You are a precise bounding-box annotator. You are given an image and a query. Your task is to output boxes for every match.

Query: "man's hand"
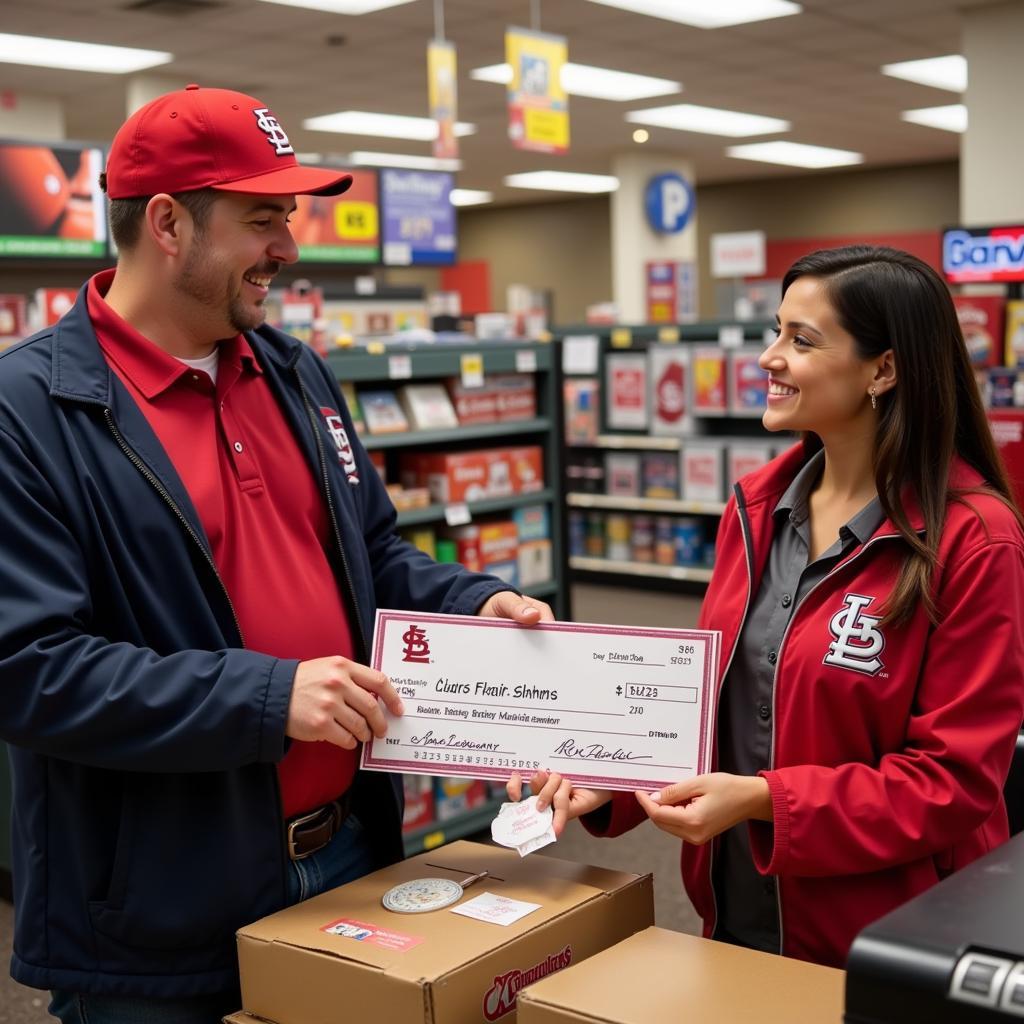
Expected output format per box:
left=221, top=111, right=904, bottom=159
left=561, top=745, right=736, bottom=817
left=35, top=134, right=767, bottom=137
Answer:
left=287, top=656, right=404, bottom=749
left=507, top=770, right=612, bottom=837
left=635, top=772, right=772, bottom=846
left=477, top=591, right=554, bottom=624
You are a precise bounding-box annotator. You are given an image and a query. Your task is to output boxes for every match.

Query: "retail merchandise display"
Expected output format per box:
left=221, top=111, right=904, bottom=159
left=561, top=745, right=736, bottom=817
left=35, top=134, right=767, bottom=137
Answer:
left=229, top=842, right=653, bottom=1024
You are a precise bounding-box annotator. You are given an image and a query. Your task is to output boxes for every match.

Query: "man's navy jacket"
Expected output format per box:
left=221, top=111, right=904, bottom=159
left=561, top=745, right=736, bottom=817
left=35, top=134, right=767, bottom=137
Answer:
left=0, top=287, right=510, bottom=996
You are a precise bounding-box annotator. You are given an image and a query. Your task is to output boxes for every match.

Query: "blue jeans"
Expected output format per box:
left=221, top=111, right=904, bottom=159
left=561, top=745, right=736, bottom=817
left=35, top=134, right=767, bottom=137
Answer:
left=49, top=814, right=375, bottom=1024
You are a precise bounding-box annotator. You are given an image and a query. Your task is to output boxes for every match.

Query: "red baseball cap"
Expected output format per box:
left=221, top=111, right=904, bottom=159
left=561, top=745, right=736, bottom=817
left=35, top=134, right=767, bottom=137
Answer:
left=104, top=84, right=352, bottom=200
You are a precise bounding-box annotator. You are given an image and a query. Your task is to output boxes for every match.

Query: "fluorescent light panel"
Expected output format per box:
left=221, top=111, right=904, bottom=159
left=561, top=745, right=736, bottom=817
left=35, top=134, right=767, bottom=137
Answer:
left=348, top=151, right=462, bottom=171
left=470, top=62, right=680, bottom=101
left=256, top=0, right=416, bottom=13
left=0, top=33, right=171, bottom=73
left=450, top=189, right=493, bottom=207
left=584, top=0, right=801, bottom=29
left=727, top=141, right=863, bottom=168
left=504, top=171, right=619, bottom=194
left=303, top=111, right=476, bottom=140
left=882, top=55, right=966, bottom=92
left=901, top=104, right=967, bottom=133
left=626, top=103, right=788, bottom=137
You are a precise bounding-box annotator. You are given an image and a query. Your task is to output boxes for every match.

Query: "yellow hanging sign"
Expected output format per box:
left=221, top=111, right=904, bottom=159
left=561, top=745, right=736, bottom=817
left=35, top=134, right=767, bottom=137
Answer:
left=505, top=27, right=569, bottom=154
left=428, top=39, right=458, bottom=160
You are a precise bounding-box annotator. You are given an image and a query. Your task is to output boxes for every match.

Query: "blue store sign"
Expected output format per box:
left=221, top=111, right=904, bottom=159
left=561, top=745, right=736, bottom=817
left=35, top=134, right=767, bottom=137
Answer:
left=645, top=173, right=694, bottom=235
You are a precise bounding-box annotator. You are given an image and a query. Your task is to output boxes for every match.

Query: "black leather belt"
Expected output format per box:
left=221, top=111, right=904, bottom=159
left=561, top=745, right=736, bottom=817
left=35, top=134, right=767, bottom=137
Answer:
left=286, top=793, right=351, bottom=861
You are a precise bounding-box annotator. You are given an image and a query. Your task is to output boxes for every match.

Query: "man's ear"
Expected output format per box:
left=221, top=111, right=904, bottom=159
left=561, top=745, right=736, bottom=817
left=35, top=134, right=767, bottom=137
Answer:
left=144, top=194, right=185, bottom=258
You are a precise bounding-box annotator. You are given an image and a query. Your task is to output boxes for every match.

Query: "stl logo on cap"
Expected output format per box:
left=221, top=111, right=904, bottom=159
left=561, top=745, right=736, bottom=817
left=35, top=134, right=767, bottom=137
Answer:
left=253, top=107, right=294, bottom=157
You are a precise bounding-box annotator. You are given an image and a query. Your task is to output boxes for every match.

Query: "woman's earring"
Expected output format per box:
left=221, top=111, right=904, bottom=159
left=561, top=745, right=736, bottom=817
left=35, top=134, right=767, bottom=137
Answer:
left=870, top=387, right=878, bottom=411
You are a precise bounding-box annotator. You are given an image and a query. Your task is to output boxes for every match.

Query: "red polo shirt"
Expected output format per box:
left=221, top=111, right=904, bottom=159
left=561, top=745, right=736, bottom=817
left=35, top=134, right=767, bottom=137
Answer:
left=87, top=269, right=357, bottom=818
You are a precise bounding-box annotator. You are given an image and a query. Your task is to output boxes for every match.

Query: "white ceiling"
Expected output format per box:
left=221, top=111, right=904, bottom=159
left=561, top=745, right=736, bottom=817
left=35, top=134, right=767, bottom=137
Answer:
left=0, top=0, right=986, bottom=204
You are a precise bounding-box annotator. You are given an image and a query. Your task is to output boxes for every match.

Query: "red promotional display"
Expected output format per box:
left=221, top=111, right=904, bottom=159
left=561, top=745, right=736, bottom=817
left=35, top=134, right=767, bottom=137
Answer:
left=988, top=409, right=1024, bottom=509
left=953, top=295, right=1004, bottom=367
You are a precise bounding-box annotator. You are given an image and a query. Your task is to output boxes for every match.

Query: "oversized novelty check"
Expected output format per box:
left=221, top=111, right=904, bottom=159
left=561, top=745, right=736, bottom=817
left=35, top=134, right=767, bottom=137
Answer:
left=360, top=610, right=720, bottom=792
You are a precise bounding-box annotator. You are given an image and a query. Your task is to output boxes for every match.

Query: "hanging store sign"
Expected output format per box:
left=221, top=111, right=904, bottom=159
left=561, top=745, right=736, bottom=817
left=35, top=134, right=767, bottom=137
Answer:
left=380, top=168, right=456, bottom=266
left=644, top=173, right=694, bottom=235
left=428, top=39, right=459, bottom=160
left=711, top=230, right=766, bottom=278
left=505, top=26, right=569, bottom=154
left=943, top=226, right=1024, bottom=283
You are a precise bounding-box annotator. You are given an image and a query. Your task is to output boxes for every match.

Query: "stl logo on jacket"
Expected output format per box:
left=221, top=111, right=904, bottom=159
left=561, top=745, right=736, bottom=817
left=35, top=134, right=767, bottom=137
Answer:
left=402, top=625, right=431, bottom=663
left=319, top=407, right=359, bottom=484
left=823, top=593, right=885, bottom=676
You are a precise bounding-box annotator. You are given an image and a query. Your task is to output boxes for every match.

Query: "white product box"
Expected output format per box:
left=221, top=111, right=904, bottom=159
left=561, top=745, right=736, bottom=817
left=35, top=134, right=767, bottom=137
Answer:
left=605, top=353, right=649, bottom=431
left=681, top=440, right=728, bottom=503
left=605, top=452, right=642, bottom=497
left=727, top=440, right=776, bottom=488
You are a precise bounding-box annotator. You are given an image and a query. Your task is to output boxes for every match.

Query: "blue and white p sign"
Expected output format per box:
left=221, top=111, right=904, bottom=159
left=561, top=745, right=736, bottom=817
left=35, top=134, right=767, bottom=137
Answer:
left=645, top=173, right=694, bottom=235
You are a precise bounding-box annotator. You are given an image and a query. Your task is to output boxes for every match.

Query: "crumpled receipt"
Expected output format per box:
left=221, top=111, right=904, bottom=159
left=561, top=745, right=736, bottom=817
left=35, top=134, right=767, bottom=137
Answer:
left=490, top=795, right=557, bottom=857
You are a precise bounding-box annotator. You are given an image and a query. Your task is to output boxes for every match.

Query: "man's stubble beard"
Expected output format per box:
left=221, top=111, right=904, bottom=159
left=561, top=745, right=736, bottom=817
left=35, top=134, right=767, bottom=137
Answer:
left=174, top=236, right=267, bottom=335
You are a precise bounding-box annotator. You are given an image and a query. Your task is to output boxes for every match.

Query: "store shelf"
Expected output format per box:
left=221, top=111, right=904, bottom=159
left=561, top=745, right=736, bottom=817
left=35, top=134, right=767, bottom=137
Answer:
left=521, top=579, right=559, bottom=599
left=402, top=798, right=504, bottom=857
left=586, top=434, right=683, bottom=451
left=569, top=556, right=713, bottom=583
left=567, top=492, right=726, bottom=516
left=327, top=341, right=552, bottom=383
left=395, top=488, right=555, bottom=527
left=362, top=417, right=551, bottom=450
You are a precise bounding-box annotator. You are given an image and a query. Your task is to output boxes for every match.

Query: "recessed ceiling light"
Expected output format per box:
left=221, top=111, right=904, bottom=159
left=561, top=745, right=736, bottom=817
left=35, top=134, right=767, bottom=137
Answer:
left=584, top=0, right=801, bottom=29
left=256, top=0, right=416, bottom=13
left=626, top=103, right=789, bottom=137
left=347, top=151, right=462, bottom=171
left=632, top=128, right=650, bottom=143
left=0, top=33, right=171, bottom=73
left=901, top=104, right=967, bottom=133
left=471, top=62, right=680, bottom=102
left=504, top=171, right=620, bottom=194
left=450, top=189, right=493, bottom=207
left=727, top=141, right=864, bottom=168
left=882, top=55, right=967, bottom=92
left=303, top=111, right=476, bottom=141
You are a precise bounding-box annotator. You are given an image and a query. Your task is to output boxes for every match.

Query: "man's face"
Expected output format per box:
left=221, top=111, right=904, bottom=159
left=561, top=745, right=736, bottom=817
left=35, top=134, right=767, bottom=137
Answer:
left=173, top=192, right=299, bottom=337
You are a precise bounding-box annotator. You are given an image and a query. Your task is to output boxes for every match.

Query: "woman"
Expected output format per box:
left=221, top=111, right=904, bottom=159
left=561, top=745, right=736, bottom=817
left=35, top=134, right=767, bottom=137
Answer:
left=512, top=245, right=1024, bottom=967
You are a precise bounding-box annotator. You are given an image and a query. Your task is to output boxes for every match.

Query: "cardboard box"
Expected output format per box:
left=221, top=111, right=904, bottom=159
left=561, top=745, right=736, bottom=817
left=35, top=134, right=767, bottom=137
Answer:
left=398, top=383, right=459, bottom=430
left=605, top=353, right=648, bottom=431
left=604, top=452, right=641, bottom=497
left=403, top=450, right=514, bottom=504
left=448, top=378, right=501, bottom=425
left=231, top=841, right=654, bottom=1024
left=513, top=504, right=551, bottom=543
left=641, top=451, right=679, bottom=500
left=680, top=441, right=727, bottom=503
left=493, top=374, right=538, bottom=421
left=953, top=294, right=1004, bottom=367
left=515, top=926, right=844, bottom=1024
left=507, top=446, right=545, bottom=494
left=647, top=346, right=691, bottom=435
left=728, top=440, right=775, bottom=488
left=692, top=346, right=727, bottom=415
left=518, top=538, right=553, bottom=588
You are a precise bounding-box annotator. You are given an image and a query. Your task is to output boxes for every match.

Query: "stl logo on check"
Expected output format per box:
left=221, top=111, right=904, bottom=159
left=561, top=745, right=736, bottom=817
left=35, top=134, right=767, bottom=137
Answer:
left=401, top=625, right=431, bottom=663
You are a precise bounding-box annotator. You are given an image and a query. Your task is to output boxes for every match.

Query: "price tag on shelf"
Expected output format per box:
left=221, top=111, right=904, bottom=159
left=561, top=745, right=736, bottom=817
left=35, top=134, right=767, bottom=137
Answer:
left=444, top=503, right=471, bottom=527
left=562, top=335, right=599, bottom=375
left=515, top=349, right=537, bottom=373
left=461, top=353, right=484, bottom=389
left=657, top=326, right=680, bottom=344
left=355, top=276, right=376, bottom=296
left=388, top=355, right=412, bottom=380
left=611, top=328, right=632, bottom=348
left=718, top=324, right=745, bottom=348
left=366, top=341, right=386, bottom=355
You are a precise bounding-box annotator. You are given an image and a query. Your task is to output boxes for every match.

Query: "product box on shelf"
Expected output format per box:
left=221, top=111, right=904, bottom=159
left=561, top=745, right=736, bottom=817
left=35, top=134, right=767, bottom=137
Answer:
left=0, top=294, right=27, bottom=344
left=401, top=450, right=514, bottom=504
left=605, top=353, right=649, bottom=431
left=515, top=927, right=843, bottom=1024
left=493, top=374, right=538, bottom=422
left=339, top=381, right=365, bottom=433
left=367, top=449, right=387, bottom=482
left=604, top=452, right=642, bottom=497
left=727, top=440, right=776, bottom=488
left=641, top=452, right=679, bottom=500
left=401, top=527, right=437, bottom=559
left=33, top=287, right=77, bottom=328
left=564, top=378, right=599, bottom=444
left=953, top=294, right=1004, bottom=367
left=1006, top=301, right=1024, bottom=368
left=513, top=504, right=551, bottom=543
left=647, top=346, right=691, bottom=436
left=680, top=441, right=727, bottom=503
left=692, top=346, right=728, bottom=415
left=229, top=841, right=654, bottom=1024
left=398, top=383, right=459, bottom=431
left=479, top=520, right=521, bottom=587
left=507, top=446, right=545, bottom=494
left=401, top=775, right=435, bottom=833
left=360, top=389, right=410, bottom=435
left=673, top=517, right=705, bottom=567
left=728, top=346, right=769, bottom=416
left=518, top=538, right=553, bottom=588
left=447, top=377, right=500, bottom=425
left=434, top=777, right=489, bottom=821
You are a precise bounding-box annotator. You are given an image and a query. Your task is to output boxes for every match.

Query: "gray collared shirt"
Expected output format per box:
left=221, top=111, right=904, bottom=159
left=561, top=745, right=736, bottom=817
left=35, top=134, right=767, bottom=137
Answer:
left=713, top=449, right=884, bottom=952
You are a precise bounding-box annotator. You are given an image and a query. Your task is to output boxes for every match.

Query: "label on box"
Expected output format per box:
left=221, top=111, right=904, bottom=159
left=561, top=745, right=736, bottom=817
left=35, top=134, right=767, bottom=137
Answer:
left=321, top=917, right=424, bottom=952
left=450, top=892, right=542, bottom=927
left=516, top=349, right=538, bottom=373
left=389, top=355, right=413, bottom=379
left=563, top=335, right=600, bottom=375
left=445, top=503, right=472, bottom=526
left=461, top=353, right=484, bottom=388
left=718, top=324, right=744, bottom=348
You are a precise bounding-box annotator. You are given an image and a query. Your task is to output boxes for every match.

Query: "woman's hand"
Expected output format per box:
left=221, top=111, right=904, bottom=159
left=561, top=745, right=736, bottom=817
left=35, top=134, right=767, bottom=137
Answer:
left=506, top=770, right=613, bottom=837
left=635, top=773, right=772, bottom=845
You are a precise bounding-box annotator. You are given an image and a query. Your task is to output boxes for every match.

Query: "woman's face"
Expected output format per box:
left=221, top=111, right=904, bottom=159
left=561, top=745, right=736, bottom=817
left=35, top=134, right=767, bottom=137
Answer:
left=759, top=275, right=882, bottom=439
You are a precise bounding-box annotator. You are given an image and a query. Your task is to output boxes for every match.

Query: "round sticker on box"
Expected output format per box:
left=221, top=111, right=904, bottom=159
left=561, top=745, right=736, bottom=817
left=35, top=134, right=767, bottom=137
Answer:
left=383, top=878, right=463, bottom=913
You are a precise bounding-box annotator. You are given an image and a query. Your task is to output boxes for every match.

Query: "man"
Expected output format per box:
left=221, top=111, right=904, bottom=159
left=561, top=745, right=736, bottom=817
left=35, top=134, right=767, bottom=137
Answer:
left=0, top=84, right=550, bottom=1022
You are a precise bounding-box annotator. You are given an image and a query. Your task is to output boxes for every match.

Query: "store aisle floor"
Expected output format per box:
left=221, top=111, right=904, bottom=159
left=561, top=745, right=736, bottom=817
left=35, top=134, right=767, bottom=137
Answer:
left=0, top=585, right=703, bottom=1020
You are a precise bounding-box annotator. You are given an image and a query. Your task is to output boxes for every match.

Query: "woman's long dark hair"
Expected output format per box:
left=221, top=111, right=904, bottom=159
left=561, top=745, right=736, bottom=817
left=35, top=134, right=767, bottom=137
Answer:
left=782, top=245, right=1018, bottom=626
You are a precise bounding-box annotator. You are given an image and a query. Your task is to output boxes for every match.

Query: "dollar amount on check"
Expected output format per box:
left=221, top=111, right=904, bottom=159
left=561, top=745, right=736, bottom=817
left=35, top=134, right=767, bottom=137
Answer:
left=360, top=610, right=721, bottom=792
